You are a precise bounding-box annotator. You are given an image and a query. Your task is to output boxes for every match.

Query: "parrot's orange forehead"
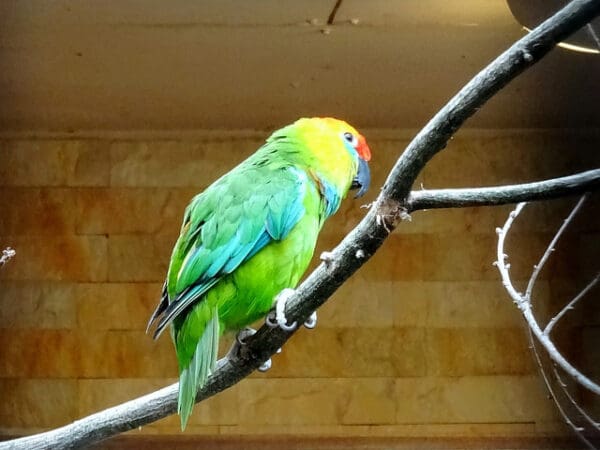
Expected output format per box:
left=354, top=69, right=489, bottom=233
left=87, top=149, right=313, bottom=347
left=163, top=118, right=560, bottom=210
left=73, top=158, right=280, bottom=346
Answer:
left=306, top=117, right=371, bottom=162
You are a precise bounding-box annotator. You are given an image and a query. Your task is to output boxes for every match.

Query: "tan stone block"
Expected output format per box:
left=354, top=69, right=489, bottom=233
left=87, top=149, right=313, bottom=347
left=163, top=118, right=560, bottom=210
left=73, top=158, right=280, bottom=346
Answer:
left=335, top=328, right=394, bottom=377
left=0, top=188, right=78, bottom=235
left=267, top=328, right=394, bottom=378
left=77, top=378, right=238, bottom=427
left=76, top=282, right=162, bottom=330
left=109, top=140, right=261, bottom=187
left=391, top=327, right=427, bottom=377
left=0, top=329, right=80, bottom=377
left=76, top=187, right=196, bottom=235
left=415, top=205, right=514, bottom=235
left=0, top=379, right=77, bottom=427
left=391, top=282, right=430, bottom=327
left=426, top=327, right=534, bottom=376
left=217, top=422, right=539, bottom=438
left=422, top=233, right=496, bottom=282
left=422, top=232, right=550, bottom=282
left=237, top=379, right=344, bottom=425
left=108, top=235, right=172, bottom=282
left=78, top=330, right=177, bottom=378
left=396, top=281, right=529, bottom=328
left=421, top=133, right=599, bottom=189
left=320, top=278, right=394, bottom=328
left=358, top=234, right=424, bottom=282
left=0, top=235, right=108, bottom=281
left=77, top=378, right=174, bottom=419
left=137, top=424, right=220, bottom=435
left=340, top=378, right=396, bottom=425
left=0, top=281, right=77, bottom=329
left=395, top=375, right=558, bottom=423
left=0, top=140, right=109, bottom=186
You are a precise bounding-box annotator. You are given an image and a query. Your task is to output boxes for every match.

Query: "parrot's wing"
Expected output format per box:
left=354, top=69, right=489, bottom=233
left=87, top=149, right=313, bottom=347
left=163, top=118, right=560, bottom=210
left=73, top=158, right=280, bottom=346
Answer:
left=149, top=166, right=308, bottom=338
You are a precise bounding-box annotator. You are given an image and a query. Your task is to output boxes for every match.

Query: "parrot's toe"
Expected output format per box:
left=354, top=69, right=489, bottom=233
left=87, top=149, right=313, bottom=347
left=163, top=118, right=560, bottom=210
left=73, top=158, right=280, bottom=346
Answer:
left=258, top=358, right=272, bottom=372
left=226, top=327, right=257, bottom=361
left=303, top=311, right=317, bottom=329
left=265, top=288, right=298, bottom=331
left=236, top=327, right=257, bottom=345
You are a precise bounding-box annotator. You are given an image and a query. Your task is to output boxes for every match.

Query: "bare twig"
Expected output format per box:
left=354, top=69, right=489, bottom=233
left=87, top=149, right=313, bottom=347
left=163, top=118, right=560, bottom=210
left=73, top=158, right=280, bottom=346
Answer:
left=497, top=197, right=600, bottom=448
left=525, top=194, right=589, bottom=300
left=0, top=247, right=15, bottom=267
left=545, top=272, right=600, bottom=336
left=3, top=1, right=600, bottom=449
left=495, top=200, right=600, bottom=395
left=552, top=365, right=600, bottom=432
left=407, top=170, right=600, bottom=211
left=528, top=333, right=596, bottom=449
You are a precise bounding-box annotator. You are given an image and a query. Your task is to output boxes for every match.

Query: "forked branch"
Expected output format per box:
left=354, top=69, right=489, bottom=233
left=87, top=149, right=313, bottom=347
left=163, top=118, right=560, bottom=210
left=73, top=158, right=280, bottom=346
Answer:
left=3, top=0, right=600, bottom=449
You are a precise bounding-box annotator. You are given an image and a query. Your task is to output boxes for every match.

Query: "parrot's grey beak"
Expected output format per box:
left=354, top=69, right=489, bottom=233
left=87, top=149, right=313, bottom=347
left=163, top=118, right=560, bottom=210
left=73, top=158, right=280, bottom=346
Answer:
left=351, top=158, right=371, bottom=198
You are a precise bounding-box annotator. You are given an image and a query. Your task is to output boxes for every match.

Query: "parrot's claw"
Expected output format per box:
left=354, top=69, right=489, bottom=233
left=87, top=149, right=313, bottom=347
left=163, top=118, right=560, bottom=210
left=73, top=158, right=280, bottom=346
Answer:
left=258, top=358, right=272, bottom=372
left=236, top=327, right=256, bottom=345
left=304, top=311, right=317, bottom=329
left=226, top=327, right=257, bottom=361
left=265, top=288, right=298, bottom=331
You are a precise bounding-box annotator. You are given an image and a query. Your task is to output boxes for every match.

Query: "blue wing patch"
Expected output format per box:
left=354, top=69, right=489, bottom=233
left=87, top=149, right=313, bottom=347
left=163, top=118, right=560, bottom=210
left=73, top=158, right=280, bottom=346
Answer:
left=151, top=166, right=307, bottom=337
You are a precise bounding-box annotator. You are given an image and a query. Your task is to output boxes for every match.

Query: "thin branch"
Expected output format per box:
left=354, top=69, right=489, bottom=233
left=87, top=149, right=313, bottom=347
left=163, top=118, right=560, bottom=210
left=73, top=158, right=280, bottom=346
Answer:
left=407, top=169, right=600, bottom=211
left=544, top=272, right=600, bottom=336
left=552, top=365, right=600, bottom=433
left=528, top=332, right=596, bottom=449
left=525, top=194, right=589, bottom=301
left=495, top=200, right=600, bottom=396
left=3, top=1, right=600, bottom=449
left=0, top=247, right=15, bottom=267
left=327, top=0, right=344, bottom=25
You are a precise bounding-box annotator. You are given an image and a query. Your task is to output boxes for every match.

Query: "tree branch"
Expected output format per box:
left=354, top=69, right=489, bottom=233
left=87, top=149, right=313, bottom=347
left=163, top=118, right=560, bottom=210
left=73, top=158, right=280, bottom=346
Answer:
left=495, top=199, right=600, bottom=396
left=3, top=0, right=600, bottom=449
left=0, top=247, right=15, bottom=267
left=407, top=169, right=600, bottom=211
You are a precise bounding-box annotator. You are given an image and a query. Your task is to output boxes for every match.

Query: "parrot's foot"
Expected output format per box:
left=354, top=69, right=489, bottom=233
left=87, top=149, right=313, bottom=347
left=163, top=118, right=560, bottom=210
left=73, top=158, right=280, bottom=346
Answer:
left=265, top=290, right=317, bottom=331
left=236, top=327, right=256, bottom=345
left=227, top=327, right=280, bottom=372
left=265, top=288, right=297, bottom=331
left=225, top=327, right=257, bottom=361
left=304, top=311, right=317, bottom=329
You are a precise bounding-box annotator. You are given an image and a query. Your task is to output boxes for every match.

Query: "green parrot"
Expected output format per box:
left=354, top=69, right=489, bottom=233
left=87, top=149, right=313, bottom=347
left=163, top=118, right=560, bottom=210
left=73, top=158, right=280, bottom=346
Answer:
left=147, top=117, right=372, bottom=429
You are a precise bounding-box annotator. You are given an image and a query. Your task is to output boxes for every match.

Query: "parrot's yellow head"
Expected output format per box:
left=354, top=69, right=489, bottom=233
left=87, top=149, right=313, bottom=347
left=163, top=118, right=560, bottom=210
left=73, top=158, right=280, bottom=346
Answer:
left=292, top=117, right=372, bottom=199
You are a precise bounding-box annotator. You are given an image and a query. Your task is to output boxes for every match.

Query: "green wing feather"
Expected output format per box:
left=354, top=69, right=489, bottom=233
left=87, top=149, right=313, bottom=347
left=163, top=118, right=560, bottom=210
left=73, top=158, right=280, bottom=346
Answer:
left=177, top=305, right=219, bottom=430
left=150, top=163, right=306, bottom=338
left=147, top=158, right=310, bottom=430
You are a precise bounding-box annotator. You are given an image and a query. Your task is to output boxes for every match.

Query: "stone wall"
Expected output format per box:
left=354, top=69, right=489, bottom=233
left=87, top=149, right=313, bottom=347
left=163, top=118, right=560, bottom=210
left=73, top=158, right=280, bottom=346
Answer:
left=0, top=129, right=597, bottom=438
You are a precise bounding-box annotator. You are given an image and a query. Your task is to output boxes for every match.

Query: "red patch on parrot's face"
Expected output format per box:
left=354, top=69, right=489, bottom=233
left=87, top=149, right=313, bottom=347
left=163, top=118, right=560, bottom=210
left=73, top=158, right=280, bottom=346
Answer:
left=356, top=135, right=371, bottom=162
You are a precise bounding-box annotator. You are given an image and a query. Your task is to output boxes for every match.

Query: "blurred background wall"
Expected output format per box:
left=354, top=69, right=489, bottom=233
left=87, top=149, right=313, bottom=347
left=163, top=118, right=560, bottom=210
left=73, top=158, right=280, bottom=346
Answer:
left=0, top=0, right=599, bottom=447
left=0, top=130, right=597, bottom=443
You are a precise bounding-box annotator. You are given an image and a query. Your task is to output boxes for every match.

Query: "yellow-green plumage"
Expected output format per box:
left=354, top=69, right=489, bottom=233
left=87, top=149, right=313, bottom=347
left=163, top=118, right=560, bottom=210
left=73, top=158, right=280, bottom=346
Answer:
left=147, top=117, right=371, bottom=429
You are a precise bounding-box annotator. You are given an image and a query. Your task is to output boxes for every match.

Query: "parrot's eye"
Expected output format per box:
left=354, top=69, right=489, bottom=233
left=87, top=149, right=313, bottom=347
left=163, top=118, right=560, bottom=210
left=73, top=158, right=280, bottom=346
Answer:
left=342, top=132, right=358, bottom=147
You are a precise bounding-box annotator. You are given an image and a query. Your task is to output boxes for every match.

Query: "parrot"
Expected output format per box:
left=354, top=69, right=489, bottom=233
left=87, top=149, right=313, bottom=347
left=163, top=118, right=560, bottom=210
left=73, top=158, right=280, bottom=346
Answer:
left=146, top=117, right=372, bottom=430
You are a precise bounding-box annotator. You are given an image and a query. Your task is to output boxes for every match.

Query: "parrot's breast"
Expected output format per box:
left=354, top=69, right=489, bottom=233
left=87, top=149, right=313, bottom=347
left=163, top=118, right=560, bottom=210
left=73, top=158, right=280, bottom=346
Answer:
left=213, top=209, right=321, bottom=331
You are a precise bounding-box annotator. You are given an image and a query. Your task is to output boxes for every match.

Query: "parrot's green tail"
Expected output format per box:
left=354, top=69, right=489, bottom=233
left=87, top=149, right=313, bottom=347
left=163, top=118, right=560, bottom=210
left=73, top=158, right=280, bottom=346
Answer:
left=178, top=306, right=220, bottom=430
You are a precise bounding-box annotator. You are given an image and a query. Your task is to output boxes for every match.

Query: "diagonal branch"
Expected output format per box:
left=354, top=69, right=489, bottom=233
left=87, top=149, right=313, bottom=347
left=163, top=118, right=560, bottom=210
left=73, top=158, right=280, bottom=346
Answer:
left=3, top=1, right=600, bottom=449
left=0, top=247, right=15, bottom=267
left=407, top=169, right=600, bottom=211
